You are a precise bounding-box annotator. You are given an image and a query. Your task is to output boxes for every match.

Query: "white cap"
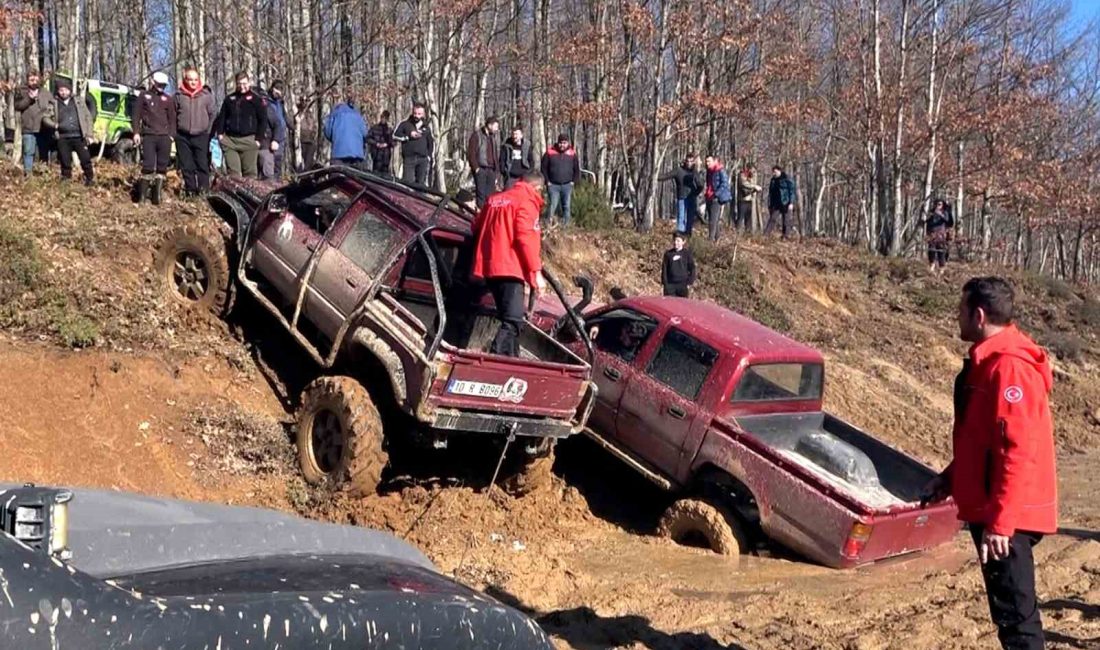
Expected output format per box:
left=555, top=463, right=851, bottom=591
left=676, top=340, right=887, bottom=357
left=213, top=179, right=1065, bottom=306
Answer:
left=152, top=71, right=170, bottom=86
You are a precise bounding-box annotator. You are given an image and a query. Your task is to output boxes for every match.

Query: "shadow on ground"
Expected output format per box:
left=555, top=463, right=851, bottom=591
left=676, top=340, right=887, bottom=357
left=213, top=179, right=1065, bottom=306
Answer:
left=487, top=586, right=749, bottom=650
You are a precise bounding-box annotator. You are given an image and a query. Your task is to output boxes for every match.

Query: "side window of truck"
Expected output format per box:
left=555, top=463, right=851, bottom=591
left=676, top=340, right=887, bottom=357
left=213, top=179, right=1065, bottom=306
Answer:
left=645, top=328, right=718, bottom=400
left=338, top=211, right=401, bottom=277
left=588, top=310, right=656, bottom=363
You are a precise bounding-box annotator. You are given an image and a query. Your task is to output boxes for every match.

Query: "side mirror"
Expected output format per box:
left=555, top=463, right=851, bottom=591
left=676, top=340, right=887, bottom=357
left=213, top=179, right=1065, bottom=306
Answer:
left=269, top=193, right=288, bottom=214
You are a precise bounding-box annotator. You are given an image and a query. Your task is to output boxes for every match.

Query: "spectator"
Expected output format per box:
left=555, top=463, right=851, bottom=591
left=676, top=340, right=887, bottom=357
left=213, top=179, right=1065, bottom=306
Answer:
left=704, top=155, right=733, bottom=242
left=466, top=116, right=501, bottom=208
left=13, top=71, right=53, bottom=176
left=470, top=171, right=547, bottom=357
left=926, top=199, right=955, bottom=275
left=175, top=67, right=216, bottom=197
left=500, top=124, right=535, bottom=189
left=366, top=110, right=395, bottom=174
left=267, top=81, right=289, bottom=177
left=736, top=164, right=762, bottom=232
left=540, top=134, right=581, bottom=226
left=212, top=72, right=267, bottom=178
left=42, top=78, right=95, bottom=186
left=133, top=71, right=177, bottom=205
left=659, top=154, right=704, bottom=236
left=661, top=231, right=696, bottom=297
left=323, top=98, right=369, bottom=167
left=297, top=99, right=318, bottom=171
left=394, top=102, right=434, bottom=186
left=765, top=165, right=798, bottom=239
left=923, top=277, right=1056, bottom=650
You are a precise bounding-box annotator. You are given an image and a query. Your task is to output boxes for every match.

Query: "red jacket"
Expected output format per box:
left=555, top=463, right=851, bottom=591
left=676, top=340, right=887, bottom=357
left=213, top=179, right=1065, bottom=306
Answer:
left=948, top=325, right=1057, bottom=536
left=470, top=181, right=544, bottom=286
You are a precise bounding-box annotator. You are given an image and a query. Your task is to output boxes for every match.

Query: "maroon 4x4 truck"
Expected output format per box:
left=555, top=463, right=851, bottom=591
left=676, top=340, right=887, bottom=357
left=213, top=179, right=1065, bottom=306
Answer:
left=153, top=167, right=596, bottom=494
left=532, top=293, right=960, bottom=568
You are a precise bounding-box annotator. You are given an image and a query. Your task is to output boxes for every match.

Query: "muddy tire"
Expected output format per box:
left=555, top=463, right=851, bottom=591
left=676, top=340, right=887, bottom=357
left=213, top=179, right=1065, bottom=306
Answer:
left=154, top=221, right=231, bottom=317
left=503, top=448, right=556, bottom=496
left=296, top=376, right=388, bottom=496
left=658, top=498, right=749, bottom=557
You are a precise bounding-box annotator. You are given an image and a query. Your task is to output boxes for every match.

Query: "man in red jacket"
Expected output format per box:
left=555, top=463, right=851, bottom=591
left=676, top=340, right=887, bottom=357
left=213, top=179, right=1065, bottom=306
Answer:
left=925, top=276, right=1057, bottom=650
left=471, top=171, right=546, bottom=356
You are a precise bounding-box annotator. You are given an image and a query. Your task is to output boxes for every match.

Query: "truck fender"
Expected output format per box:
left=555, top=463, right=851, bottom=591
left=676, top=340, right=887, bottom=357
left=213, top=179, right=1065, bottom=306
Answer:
left=207, top=192, right=251, bottom=251
left=348, top=328, right=408, bottom=406
left=690, top=461, right=762, bottom=526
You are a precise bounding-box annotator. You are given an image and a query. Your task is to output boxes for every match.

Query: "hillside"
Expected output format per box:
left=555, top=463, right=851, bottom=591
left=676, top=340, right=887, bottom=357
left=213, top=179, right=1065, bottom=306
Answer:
left=0, top=164, right=1097, bottom=650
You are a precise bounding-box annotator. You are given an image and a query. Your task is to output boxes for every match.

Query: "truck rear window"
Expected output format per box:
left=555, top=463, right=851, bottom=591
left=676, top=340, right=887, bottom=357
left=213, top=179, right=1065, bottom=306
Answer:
left=732, top=363, right=823, bottom=402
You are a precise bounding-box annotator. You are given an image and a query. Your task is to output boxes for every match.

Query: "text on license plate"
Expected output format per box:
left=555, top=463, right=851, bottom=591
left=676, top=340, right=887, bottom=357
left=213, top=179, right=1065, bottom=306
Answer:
left=447, top=379, right=504, bottom=398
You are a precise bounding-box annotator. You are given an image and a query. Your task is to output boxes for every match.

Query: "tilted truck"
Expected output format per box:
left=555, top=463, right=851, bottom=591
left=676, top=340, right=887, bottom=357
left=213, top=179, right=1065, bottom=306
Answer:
left=532, top=294, right=960, bottom=568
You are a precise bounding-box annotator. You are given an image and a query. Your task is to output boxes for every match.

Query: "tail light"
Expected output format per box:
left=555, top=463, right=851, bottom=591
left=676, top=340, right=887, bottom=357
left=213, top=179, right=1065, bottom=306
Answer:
left=1, top=484, right=73, bottom=560
left=842, top=522, right=873, bottom=560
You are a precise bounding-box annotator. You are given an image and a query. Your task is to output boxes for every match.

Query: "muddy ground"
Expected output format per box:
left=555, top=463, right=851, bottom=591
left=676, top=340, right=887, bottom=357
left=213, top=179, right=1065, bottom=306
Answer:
left=0, top=164, right=1097, bottom=649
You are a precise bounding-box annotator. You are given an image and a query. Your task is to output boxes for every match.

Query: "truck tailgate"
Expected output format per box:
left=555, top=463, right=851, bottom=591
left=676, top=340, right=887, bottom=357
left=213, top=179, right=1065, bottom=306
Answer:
left=429, top=352, right=592, bottom=421
left=858, top=501, right=961, bottom=563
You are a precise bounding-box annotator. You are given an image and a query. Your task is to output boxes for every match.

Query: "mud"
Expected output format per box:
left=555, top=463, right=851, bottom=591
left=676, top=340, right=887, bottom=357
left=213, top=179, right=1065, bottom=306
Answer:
left=1, top=166, right=1098, bottom=648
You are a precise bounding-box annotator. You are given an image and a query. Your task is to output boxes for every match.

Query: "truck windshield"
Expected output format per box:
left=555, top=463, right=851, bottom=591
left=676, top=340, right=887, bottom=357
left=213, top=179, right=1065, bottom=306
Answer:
left=732, top=363, right=823, bottom=402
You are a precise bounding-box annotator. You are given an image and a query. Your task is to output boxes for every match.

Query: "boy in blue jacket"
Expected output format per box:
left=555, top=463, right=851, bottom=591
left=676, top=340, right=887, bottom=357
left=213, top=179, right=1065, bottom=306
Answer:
left=704, top=155, right=733, bottom=242
left=324, top=98, right=368, bottom=166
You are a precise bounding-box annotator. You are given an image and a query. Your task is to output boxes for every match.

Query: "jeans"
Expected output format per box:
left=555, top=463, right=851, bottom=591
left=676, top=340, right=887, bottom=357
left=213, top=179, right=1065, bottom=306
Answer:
left=968, top=525, right=1045, bottom=650
left=676, top=196, right=698, bottom=235
left=175, top=132, right=211, bottom=192
left=548, top=182, right=574, bottom=225
left=21, top=133, right=37, bottom=173
left=488, top=278, right=525, bottom=357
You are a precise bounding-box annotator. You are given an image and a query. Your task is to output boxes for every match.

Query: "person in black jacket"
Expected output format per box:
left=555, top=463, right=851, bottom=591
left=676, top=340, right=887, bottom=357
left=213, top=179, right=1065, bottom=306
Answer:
left=925, top=199, right=955, bottom=275
left=540, top=134, right=581, bottom=226
left=366, top=110, right=394, bottom=174
left=659, top=155, right=704, bottom=236
left=133, top=71, right=177, bottom=204
left=394, top=102, right=434, bottom=186
left=500, top=125, right=535, bottom=189
left=211, top=72, right=268, bottom=178
left=466, top=116, right=500, bottom=208
left=661, top=231, right=696, bottom=297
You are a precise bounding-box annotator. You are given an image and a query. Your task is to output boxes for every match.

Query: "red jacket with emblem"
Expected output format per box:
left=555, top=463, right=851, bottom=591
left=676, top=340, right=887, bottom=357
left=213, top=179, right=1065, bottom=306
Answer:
left=470, top=181, right=544, bottom=287
left=948, top=325, right=1057, bottom=536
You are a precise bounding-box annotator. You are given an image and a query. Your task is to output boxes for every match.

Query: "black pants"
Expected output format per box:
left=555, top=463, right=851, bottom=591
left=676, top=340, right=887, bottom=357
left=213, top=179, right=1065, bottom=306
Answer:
left=141, top=134, right=172, bottom=174
left=175, top=132, right=211, bottom=192
left=765, top=207, right=796, bottom=238
left=968, top=525, right=1045, bottom=650
left=488, top=278, right=525, bottom=357
left=474, top=168, right=497, bottom=208
left=706, top=200, right=725, bottom=241
left=57, top=136, right=93, bottom=181
left=663, top=283, right=689, bottom=297
left=735, top=202, right=753, bottom=231
left=403, top=155, right=430, bottom=187
left=371, top=151, right=392, bottom=175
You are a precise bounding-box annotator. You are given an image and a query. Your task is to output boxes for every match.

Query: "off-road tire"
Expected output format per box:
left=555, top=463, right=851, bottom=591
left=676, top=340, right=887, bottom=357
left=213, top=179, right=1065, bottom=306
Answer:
left=296, top=376, right=388, bottom=496
left=658, top=498, right=749, bottom=557
left=111, top=137, right=137, bottom=165
left=153, top=221, right=231, bottom=317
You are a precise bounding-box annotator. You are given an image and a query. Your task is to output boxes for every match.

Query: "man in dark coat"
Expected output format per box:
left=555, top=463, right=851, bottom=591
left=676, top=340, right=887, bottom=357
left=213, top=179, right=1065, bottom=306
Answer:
left=765, top=165, right=798, bottom=239
left=133, top=71, right=177, bottom=204
left=174, top=67, right=216, bottom=196
left=540, top=134, right=581, bottom=226
left=394, top=102, right=434, bottom=186
left=661, top=231, right=696, bottom=297
left=366, top=110, right=395, bottom=174
left=13, top=71, right=53, bottom=175
left=466, top=116, right=500, bottom=208
left=500, top=125, right=536, bottom=189
left=659, top=154, right=704, bottom=236
left=211, top=72, right=268, bottom=178
left=42, top=78, right=95, bottom=186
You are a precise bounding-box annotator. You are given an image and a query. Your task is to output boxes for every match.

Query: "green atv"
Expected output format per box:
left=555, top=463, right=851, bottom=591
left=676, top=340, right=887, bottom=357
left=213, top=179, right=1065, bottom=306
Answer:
left=51, top=74, right=141, bottom=163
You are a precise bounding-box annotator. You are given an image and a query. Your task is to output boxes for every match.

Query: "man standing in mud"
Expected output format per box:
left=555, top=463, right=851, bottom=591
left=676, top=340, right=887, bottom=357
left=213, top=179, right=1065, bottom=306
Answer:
left=924, top=276, right=1057, bottom=650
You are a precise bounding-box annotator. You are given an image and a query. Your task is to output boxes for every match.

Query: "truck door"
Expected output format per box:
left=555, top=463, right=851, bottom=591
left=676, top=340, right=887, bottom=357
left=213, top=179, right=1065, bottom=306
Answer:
left=616, top=328, right=719, bottom=475
left=584, top=309, right=658, bottom=439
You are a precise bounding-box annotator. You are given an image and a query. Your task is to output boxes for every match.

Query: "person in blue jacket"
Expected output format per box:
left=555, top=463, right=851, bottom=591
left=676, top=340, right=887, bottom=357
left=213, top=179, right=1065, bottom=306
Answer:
left=704, top=155, right=733, bottom=242
left=323, top=98, right=368, bottom=166
left=765, top=165, right=798, bottom=239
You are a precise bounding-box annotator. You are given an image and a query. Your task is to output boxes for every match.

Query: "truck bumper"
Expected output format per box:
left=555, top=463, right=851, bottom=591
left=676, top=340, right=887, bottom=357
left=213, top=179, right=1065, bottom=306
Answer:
left=431, top=410, right=575, bottom=439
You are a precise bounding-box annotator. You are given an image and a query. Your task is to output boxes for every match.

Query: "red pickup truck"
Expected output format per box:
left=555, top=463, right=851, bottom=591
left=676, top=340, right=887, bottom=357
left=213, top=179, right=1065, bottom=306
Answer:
left=533, top=293, right=960, bottom=568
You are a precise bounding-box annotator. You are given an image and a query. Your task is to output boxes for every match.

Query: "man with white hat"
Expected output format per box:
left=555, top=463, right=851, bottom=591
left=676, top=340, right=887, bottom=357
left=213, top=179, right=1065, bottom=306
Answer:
left=133, top=71, right=177, bottom=205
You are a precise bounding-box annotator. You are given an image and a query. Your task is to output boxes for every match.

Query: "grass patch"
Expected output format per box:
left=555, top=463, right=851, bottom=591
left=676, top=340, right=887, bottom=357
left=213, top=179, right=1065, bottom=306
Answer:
left=907, top=284, right=956, bottom=318
left=1073, top=297, right=1100, bottom=330
left=569, top=181, right=616, bottom=230
left=187, top=402, right=293, bottom=477
left=1042, top=332, right=1085, bottom=362
left=0, top=222, right=44, bottom=306
left=692, top=242, right=793, bottom=332
left=1024, top=272, right=1075, bottom=301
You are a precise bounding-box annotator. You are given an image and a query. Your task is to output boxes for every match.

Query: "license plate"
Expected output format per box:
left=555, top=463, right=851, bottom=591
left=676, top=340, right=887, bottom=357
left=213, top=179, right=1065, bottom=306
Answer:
left=447, top=379, right=504, bottom=399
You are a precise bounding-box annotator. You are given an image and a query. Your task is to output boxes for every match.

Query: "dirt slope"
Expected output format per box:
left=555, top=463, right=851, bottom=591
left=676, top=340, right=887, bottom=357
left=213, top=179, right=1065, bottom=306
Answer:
left=0, top=164, right=1097, bottom=649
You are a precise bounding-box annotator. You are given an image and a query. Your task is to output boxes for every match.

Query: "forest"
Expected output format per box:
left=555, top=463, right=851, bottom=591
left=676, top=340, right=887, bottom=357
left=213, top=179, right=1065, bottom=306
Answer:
left=2, top=0, right=1099, bottom=282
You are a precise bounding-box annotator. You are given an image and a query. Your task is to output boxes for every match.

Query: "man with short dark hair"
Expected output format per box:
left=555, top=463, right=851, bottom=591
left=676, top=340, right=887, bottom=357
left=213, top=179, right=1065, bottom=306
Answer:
left=212, top=72, right=267, bottom=178
left=661, top=231, right=696, bottom=297
left=394, top=102, right=434, bottom=186
left=500, top=124, right=535, bottom=189
left=540, top=134, right=580, bottom=226
left=765, top=165, right=798, bottom=239
left=13, top=71, right=53, bottom=175
left=659, top=154, right=704, bottom=236
left=133, top=71, right=177, bottom=204
left=267, top=81, right=289, bottom=177
left=366, top=110, right=395, bottom=174
left=703, top=154, right=733, bottom=242
left=923, top=276, right=1057, bottom=650
left=467, top=116, right=501, bottom=208
left=42, top=78, right=95, bottom=186
left=470, top=171, right=546, bottom=357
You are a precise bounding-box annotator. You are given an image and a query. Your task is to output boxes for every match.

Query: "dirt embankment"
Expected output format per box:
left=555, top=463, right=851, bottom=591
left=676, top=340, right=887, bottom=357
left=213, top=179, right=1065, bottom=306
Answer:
left=1, top=164, right=1097, bottom=649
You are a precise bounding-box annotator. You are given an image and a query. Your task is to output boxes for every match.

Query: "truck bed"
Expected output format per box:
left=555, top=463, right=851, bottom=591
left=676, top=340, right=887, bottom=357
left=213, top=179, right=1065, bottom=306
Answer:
left=735, top=412, right=933, bottom=512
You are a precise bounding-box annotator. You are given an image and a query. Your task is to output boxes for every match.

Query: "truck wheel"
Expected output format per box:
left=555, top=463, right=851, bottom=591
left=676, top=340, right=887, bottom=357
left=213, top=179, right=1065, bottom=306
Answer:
left=111, top=137, right=137, bottom=164
left=297, top=376, right=388, bottom=496
left=503, top=447, right=556, bottom=496
left=658, top=498, right=749, bottom=557
left=153, top=222, right=232, bottom=317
